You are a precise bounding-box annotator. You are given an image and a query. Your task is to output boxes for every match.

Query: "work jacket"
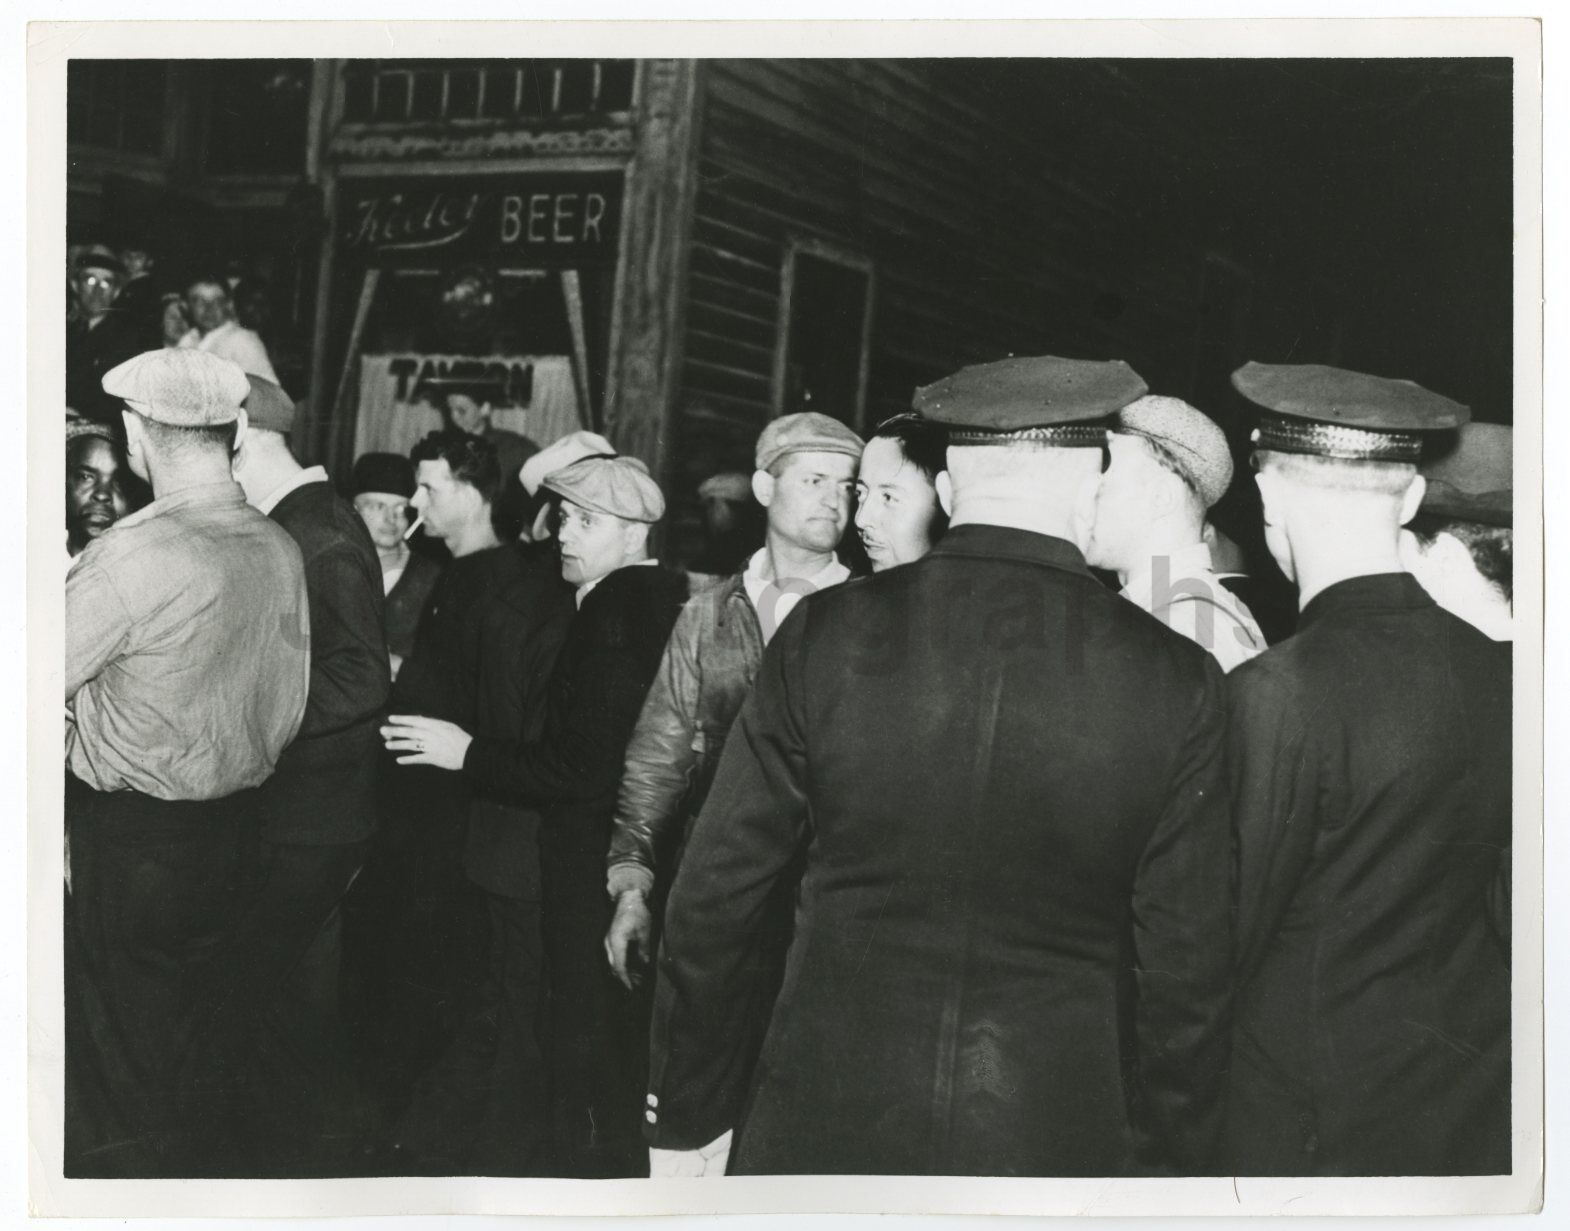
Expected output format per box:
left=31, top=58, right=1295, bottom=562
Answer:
left=607, top=573, right=764, bottom=898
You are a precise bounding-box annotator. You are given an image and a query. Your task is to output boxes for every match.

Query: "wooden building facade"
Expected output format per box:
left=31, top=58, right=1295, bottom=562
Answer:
left=73, top=57, right=1252, bottom=565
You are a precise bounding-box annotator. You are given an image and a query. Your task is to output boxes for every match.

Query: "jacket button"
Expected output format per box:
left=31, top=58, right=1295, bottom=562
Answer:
left=645, top=1110, right=658, bottom=1123
left=646, top=1093, right=659, bottom=1108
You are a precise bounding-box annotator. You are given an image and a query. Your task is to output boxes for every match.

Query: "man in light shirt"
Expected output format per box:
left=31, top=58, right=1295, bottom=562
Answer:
left=178, top=273, right=280, bottom=383
left=1085, top=394, right=1265, bottom=671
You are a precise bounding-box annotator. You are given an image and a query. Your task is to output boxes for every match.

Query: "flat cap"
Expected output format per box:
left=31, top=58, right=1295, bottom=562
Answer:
left=1420, top=422, right=1511, bottom=527
left=519, top=429, right=616, bottom=497
left=755, top=412, right=864, bottom=472
left=698, top=471, right=753, bottom=503
left=102, top=348, right=250, bottom=427
left=914, top=356, right=1147, bottom=447
left=543, top=455, right=665, bottom=523
left=1233, top=362, right=1469, bottom=462
left=243, top=374, right=297, bottom=434
left=1116, top=395, right=1233, bottom=508
left=352, top=452, right=415, bottom=500
left=66, top=419, right=117, bottom=447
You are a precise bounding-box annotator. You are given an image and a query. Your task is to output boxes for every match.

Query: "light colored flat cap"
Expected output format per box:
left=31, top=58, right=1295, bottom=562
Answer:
left=755, top=412, right=863, bottom=472
left=1116, top=394, right=1234, bottom=509
left=519, top=429, right=616, bottom=497
left=543, top=455, right=665, bottom=523
left=102, top=348, right=250, bottom=427
left=697, top=471, right=753, bottom=502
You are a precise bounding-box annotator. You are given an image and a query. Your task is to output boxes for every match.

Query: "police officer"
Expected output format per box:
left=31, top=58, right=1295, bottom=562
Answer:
left=645, top=356, right=1235, bottom=1177
left=1225, top=362, right=1511, bottom=1176
left=65, top=348, right=310, bottom=1176
left=1400, top=421, right=1513, bottom=641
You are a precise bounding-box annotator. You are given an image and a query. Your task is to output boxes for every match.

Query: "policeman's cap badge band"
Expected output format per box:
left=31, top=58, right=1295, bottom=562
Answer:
left=948, top=423, right=1112, bottom=448
left=1249, top=414, right=1424, bottom=462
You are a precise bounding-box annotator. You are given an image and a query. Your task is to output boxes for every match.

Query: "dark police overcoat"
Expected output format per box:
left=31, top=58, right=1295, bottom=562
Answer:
left=647, top=524, right=1235, bottom=1176
left=1225, top=573, right=1512, bottom=1176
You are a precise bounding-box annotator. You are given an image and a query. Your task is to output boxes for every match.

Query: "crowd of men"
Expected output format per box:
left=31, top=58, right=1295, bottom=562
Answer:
left=63, top=330, right=1514, bottom=1180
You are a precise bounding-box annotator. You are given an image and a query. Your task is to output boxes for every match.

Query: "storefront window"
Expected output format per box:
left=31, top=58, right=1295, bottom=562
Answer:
left=774, top=240, right=875, bottom=429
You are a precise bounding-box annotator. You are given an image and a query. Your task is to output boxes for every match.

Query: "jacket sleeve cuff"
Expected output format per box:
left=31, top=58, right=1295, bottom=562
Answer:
left=608, top=862, right=655, bottom=899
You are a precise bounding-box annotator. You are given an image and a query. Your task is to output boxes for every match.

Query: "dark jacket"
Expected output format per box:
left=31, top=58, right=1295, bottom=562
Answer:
left=257, top=479, right=390, bottom=845
left=462, top=563, right=690, bottom=841
left=460, top=549, right=576, bottom=901
left=66, top=311, right=143, bottom=427
left=647, top=525, right=1234, bottom=1176
left=1225, top=573, right=1511, bottom=1176
left=607, top=572, right=765, bottom=897
left=383, top=549, right=443, bottom=663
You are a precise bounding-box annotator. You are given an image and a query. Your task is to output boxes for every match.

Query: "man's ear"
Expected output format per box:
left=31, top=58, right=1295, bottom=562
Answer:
left=935, top=470, right=953, bottom=518
left=231, top=408, right=249, bottom=458
left=1254, top=469, right=1282, bottom=526
left=751, top=468, right=776, bottom=509
left=623, top=518, right=651, bottom=560
left=1398, top=473, right=1427, bottom=527
left=1070, top=470, right=1102, bottom=545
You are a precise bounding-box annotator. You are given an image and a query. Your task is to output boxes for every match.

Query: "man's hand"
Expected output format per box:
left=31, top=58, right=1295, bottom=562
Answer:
left=649, top=1128, right=733, bottom=1178
left=381, top=714, right=473, bottom=771
left=604, top=889, right=654, bottom=990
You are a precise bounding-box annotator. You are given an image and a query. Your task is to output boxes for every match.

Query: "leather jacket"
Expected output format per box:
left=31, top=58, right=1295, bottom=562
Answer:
left=607, top=572, right=764, bottom=897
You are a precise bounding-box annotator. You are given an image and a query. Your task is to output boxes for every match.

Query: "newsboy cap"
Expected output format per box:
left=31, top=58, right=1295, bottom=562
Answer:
left=243, top=374, right=297, bottom=435
left=1115, top=395, right=1234, bottom=509
left=352, top=452, right=416, bottom=500
left=519, top=430, right=617, bottom=497
left=542, top=455, right=665, bottom=523
left=1420, top=422, right=1511, bottom=527
left=913, top=355, right=1148, bottom=446
left=754, top=413, right=864, bottom=472
left=1232, top=362, right=1469, bottom=463
left=102, top=348, right=250, bottom=427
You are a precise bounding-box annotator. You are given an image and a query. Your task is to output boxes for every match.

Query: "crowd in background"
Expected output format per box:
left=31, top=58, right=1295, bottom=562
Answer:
left=62, top=234, right=1516, bottom=1183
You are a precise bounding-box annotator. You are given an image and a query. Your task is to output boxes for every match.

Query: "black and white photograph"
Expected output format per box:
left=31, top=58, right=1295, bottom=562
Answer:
left=25, top=15, right=1544, bottom=1221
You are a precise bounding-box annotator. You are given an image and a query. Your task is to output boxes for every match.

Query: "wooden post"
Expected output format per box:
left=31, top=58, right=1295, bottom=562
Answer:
left=560, top=269, right=596, bottom=432
left=326, top=267, right=380, bottom=475
left=602, top=60, right=703, bottom=493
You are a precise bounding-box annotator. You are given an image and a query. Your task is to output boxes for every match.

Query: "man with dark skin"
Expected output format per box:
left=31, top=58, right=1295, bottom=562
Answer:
left=65, top=421, right=132, bottom=559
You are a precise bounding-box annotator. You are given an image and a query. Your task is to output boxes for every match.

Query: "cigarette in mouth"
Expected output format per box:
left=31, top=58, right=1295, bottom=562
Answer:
left=403, top=514, right=424, bottom=542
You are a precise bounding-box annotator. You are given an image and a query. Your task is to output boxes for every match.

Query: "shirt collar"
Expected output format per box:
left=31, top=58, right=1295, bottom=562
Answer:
left=926, top=523, right=1093, bottom=577
left=1298, top=572, right=1435, bottom=630
left=1120, top=541, right=1216, bottom=610
left=257, top=465, right=328, bottom=516
left=742, top=548, right=849, bottom=606
left=575, top=557, right=659, bottom=608
left=111, top=479, right=248, bottom=533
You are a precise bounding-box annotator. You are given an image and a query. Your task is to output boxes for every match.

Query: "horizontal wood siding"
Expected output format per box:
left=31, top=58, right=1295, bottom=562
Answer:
left=665, top=58, right=1204, bottom=562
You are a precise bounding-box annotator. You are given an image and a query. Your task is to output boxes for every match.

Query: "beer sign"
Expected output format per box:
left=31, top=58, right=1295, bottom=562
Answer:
left=338, top=172, right=623, bottom=267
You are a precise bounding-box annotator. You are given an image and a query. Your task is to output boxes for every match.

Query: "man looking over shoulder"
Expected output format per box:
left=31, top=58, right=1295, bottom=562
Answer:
left=853, top=411, right=949, bottom=573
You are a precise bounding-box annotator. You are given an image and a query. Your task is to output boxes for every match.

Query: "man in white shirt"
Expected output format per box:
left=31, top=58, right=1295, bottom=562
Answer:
left=1085, top=394, right=1266, bottom=672
left=179, top=274, right=279, bottom=383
